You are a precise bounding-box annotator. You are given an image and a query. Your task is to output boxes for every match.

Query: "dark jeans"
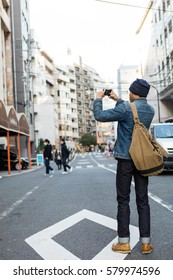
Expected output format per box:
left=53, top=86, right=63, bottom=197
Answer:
left=62, top=157, right=71, bottom=172
left=56, top=159, right=62, bottom=170
left=116, top=159, right=150, bottom=243
left=45, top=159, right=53, bottom=174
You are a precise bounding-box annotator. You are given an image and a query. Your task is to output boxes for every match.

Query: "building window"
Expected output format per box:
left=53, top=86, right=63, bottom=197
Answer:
left=162, top=1, right=166, bottom=13
left=158, top=7, right=161, bottom=20
left=167, top=0, right=170, bottom=7
left=168, top=20, right=172, bottom=33
left=170, top=51, right=173, bottom=79
left=160, top=34, right=163, bottom=45
left=166, top=56, right=170, bottom=68
left=164, top=27, right=167, bottom=39
left=154, top=13, right=157, bottom=23
left=156, top=39, right=159, bottom=47
left=158, top=65, right=161, bottom=74
left=170, top=51, right=173, bottom=63
left=30, top=113, right=33, bottom=125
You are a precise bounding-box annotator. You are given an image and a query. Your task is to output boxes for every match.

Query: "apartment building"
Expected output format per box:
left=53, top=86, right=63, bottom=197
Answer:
left=0, top=0, right=13, bottom=148
left=0, top=0, right=13, bottom=105
left=74, top=60, right=104, bottom=137
left=32, top=49, right=57, bottom=148
left=67, top=65, right=78, bottom=140
left=56, top=65, right=73, bottom=144
left=10, top=0, right=35, bottom=155
left=117, top=64, right=141, bottom=101
left=55, top=60, right=104, bottom=144
left=137, top=0, right=173, bottom=122
left=11, top=0, right=30, bottom=113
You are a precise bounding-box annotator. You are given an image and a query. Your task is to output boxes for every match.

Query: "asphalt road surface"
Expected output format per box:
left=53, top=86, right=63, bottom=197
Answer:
left=0, top=152, right=173, bottom=260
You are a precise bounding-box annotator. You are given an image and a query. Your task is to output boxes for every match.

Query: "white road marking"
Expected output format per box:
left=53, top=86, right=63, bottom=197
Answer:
left=132, top=181, right=173, bottom=213
left=86, top=165, right=94, bottom=168
left=148, top=191, right=173, bottom=213
left=0, top=186, right=39, bottom=220
left=91, top=154, right=173, bottom=214
left=25, top=209, right=139, bottom=260
left=77, top=162, right=90, bottom=164
left=76, top=166, right=82, bottom=169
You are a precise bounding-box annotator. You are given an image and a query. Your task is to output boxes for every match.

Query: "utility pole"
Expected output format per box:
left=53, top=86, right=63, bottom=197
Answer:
left=151, top=84, right=161, bottom=123
left=25, top=33, right=31, bottom=124
left=79, top=56, right=86, bottom=135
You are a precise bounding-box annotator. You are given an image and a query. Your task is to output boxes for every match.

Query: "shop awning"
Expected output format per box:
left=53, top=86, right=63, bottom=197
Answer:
left=0, top=100, right=29, bottom=136
left=0, top=99, right=31, bottom=174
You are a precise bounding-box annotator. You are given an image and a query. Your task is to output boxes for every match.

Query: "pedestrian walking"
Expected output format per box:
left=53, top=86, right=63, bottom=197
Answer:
left=93, top=79, right=155, bottom=254
left=43, top=139, right=54, bottom=175
left=60, top=138, right=73, bottom=174
left=55, top=149, right=62, bottom=170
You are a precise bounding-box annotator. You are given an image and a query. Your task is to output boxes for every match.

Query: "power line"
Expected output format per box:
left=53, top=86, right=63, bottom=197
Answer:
left=95, top=0, right=173, bottom=12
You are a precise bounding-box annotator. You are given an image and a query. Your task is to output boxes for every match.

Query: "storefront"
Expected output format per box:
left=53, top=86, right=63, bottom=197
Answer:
left=0, top=100, right=31, bottom=174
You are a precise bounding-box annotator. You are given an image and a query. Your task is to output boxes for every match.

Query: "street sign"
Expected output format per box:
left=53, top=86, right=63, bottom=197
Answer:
left=37, top=154, right=44, bottom=165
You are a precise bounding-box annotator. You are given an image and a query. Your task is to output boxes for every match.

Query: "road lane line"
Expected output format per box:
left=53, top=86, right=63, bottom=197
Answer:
left=148, top=191, right=173, bottom=213
left=0, top=186, right=39, bottom=221
left=77, top=162, right=90, bottom=164
left=90, top=154, right=173, bottom=214
left=90, top=154, right=116, bottom=174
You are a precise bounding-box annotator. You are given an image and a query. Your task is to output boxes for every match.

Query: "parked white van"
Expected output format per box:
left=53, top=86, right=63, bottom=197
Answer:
left=150, top=123, right=173, bottom=170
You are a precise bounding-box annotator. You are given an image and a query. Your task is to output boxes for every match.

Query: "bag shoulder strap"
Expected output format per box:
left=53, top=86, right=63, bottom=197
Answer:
left=130, top=102, right=140, bottom=124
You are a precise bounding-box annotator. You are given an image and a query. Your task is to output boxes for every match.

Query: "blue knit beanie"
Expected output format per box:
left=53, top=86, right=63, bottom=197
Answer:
left=129, top=79, right=150, bottom=97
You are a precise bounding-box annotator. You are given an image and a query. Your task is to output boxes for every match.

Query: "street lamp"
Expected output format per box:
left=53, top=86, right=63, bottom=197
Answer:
left=150, top=84, right=161, bottom=123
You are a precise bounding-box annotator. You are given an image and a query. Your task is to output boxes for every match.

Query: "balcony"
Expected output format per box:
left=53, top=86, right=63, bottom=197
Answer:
left=57, top=73, right=69, bottom=83
left=45, top=74, right=54, bottom=86
left=2, top=0, right=10, bottom=7
left=34, top=123, right=39, bottom=132
left=1, top=6, right=10, bottom=32
left=44, top=59, right=54, bottom=72
left=69, top=83, right=76, bottom=90
left=71, top=122, right=78, bottom=128
left=34, top=104, right=39, bottom=114
left=58, top=85, right=70, bottom=93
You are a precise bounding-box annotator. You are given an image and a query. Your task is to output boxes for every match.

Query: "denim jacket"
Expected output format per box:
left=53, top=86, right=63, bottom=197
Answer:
left=93, top=98, right=155, bottom=160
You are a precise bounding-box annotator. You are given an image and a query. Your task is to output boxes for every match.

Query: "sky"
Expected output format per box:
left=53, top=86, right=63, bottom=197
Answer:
left=29, top=0, right=150, bottom=81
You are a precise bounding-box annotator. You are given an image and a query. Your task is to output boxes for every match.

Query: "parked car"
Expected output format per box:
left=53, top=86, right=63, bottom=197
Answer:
left=0, top=149, right=29, bottom=171
left=150, top=123, right=173, bottom=170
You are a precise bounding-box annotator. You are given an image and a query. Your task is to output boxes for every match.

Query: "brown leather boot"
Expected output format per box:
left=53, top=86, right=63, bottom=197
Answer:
left=112, top=242, right=131, bottom=254
left=142, top=243, right=153, bottom=254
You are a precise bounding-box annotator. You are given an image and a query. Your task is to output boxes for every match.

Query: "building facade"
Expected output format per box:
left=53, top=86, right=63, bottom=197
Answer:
left=117, top=64, right=141, bottom=101
left=11, top=0, right=37, bottom=155
left=137, top=0, right=173, bottom=122
left=0, top=0, right=13, bottom=106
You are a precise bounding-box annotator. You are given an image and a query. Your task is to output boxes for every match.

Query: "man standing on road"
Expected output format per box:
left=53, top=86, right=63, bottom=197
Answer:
left=43, top=139, right=54, bottom=175
left=93, top=79, right=154, bottom=254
